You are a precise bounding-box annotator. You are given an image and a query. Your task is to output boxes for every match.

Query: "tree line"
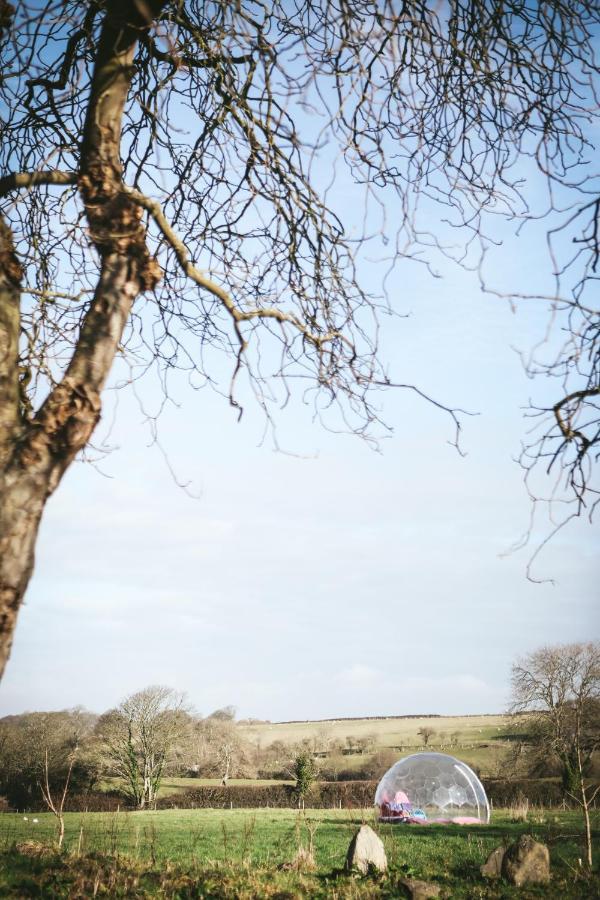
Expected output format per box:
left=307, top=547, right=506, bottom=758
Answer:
left=0, top=691, right=249, bottom=811
left=1, top=642, right=597, bottom=817
left=0, top=691, right=395, bottom=812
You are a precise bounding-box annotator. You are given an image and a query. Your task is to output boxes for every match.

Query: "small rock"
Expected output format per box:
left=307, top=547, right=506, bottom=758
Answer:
left=397, top=878, right=441, bottom=899
left=481, top=845, right=505, bottom=878
left=501, top=834, right=550, bottom=886
left=345, top=824, right=387, bottom=875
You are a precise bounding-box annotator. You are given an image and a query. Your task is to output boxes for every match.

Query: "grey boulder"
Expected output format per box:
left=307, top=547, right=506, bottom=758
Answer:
left=345, top=824, right=388, bottom=875
left=480, top=845, right=506, bottom=878
left=501, top=835, right=550, bottom=886
left=398, top=877, right=442, bottom=898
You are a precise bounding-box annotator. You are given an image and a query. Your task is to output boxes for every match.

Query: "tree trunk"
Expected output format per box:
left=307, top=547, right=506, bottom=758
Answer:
left=143, top=767, right=152, bottom=808
left=0, top=475, right=47, bottom=677
left=0, top=255, right=147, bottom=678
left=560, top=754, right=580, bottom=795
left=0, top=218, right=41, bottom=677
left=0, top=0, right=166, bottom=679
left=57, top=813, right=65, bottom=850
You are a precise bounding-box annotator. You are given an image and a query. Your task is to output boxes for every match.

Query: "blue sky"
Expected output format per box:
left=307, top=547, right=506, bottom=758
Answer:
left=1, top=18, right=599, bottom=720
left=1, top=216, right=597, bottom=720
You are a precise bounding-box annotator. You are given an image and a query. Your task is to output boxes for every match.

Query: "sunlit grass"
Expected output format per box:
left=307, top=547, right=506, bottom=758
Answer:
left=100, top=776, right=295, bottom=797
left=0, top=808, right=597, bottom=898
left=0, top=808, right=592, bottom=867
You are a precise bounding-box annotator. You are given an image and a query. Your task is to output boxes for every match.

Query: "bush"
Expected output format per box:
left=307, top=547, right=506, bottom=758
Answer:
left=156, top=778, right=598, bottom=811
left=256, top=769, right=289, bottom=780
left=157, top=784, right=293, bottom=809
left=483, top=778, right=597, bottom=808
left=15, top=777, right=593, bottom=813
left=63, top=791, right=127, bottom=812
left=331, top=767, right=376, bottom=782
left=157, top=781, right=378, bottom=810
left=9, top=790, right=127, bottom=814
left=293, top=752, right=317, bottom=801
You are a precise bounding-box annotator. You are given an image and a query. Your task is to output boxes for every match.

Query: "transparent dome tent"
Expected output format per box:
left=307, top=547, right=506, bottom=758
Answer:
left=375, top=752, right=490, bottom=825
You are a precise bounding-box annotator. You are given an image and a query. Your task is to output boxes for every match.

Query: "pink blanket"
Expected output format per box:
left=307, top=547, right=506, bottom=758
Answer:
left=380, top=815, right=482, bottom=826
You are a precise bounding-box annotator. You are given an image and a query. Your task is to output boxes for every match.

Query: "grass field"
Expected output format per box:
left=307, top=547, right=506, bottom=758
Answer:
left=239, top=713, right=518, bottom=779
left=239, top=714, right=512, bottom=748
left=0, top=808, right=598, bottom=897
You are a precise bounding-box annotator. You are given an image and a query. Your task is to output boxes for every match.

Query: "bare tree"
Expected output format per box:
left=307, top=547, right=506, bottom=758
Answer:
left=417, top=726, right=436, bottom=747
left=207, top=705, right=237, bottom=723
left=256, top=738, right=293, bottom=778
left=218, top=737, right=235, bottom=786
left=39, top=746, right=77, bottom=849
left=1, top=1, right=600, bottom=676
left=511, top=642, right=600, bottom=867
left=0, top=707, right=96, bottom=810
left=313, top=726, right=334, bottom=756
left=192, top=715, right=249, bottom=783
left=96, top=685, right=188, bottom=808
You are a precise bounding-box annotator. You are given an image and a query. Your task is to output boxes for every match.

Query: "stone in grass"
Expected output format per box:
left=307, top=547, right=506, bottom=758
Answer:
left=345, top=824, right=388, bottom=875
left=397, top=877, right=442, bottom=899
left=501, top=834, right=550, bottom=887
left=480, top=845, right=506, bottom=878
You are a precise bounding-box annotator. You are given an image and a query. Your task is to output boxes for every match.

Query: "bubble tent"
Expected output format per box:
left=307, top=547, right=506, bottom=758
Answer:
left=375, top=752, right=490, bottom=825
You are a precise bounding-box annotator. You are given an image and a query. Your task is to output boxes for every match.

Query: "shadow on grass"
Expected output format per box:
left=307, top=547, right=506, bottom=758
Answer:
left=317, top=819, right=535, bottom=838
left=2, top=846, right=599, bottom=900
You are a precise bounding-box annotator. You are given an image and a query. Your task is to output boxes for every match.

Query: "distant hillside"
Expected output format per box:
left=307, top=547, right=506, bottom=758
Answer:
left=237, top=713, right=519, bottom=778
left=268, top=712, right=503, bottom=725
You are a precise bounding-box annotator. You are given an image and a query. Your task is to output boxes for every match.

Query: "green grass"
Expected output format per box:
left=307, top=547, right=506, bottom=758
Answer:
left=101, top=776, right=295, bottom=798
left=0, top=808, right=598, bottom=897
left=322, top=746, right=511, bottom=777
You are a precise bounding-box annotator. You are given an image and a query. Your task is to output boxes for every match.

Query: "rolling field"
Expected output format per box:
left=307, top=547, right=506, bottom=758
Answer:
left=239, top=714, right=512, bottom=749
left=244, top=713, right=516, bottom=782
left=0, top=808, right=597, bottom=898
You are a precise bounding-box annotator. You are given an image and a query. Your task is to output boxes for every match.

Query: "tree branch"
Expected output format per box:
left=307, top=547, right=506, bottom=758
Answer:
left=124, top=185, right=354, bottom=353
left=0, top=170, right=76, bottom=200
left=554, top=386, right=600, bottom=448
left=16, top=1, right=167, bottom=484
left=0, top=216, right=23, bottom=467
left=367, top=378, right=478, bottom=455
